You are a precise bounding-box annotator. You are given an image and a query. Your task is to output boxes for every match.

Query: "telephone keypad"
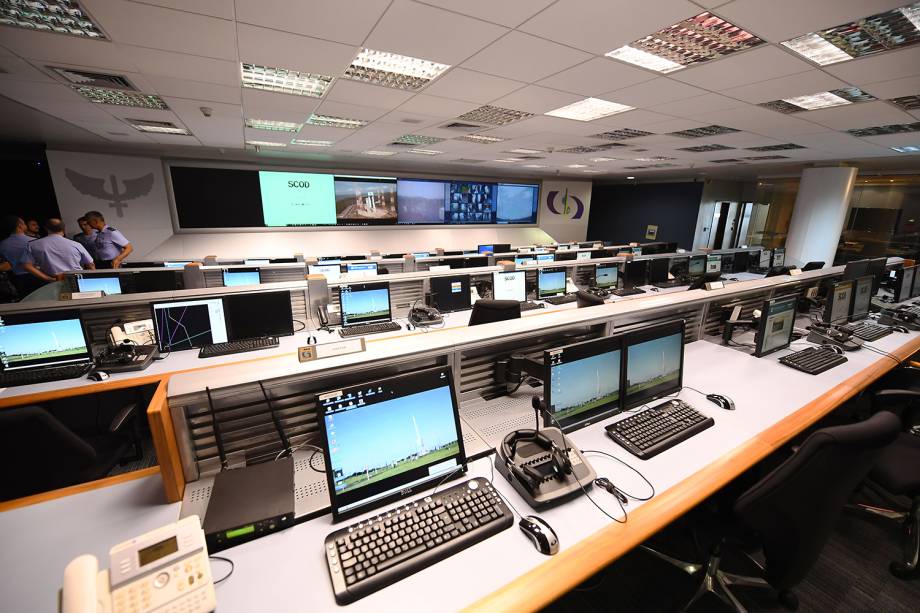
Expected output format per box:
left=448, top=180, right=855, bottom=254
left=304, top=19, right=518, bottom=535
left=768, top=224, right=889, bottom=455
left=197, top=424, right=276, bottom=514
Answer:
left=111, top=552, right=214, bottom=613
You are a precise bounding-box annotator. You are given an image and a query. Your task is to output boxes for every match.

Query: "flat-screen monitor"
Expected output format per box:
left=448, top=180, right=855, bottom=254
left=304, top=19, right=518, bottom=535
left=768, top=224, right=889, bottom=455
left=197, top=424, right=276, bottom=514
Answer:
left=594, top=264, right=618, bottom=289
left=897, top=265, right=916, bottom=303
left=850, top=276, right=874, bottom=322
left=648, top=258, right=670, bottom=284
left=719, top=253, right=734, bottom=274
left=705, top=255, right=722, bottom=275
left=537, top=267, right=567, bottom=298
left=866, top=257, right=887, bottom=295
left=555, top=251, right=577, bottom=262
left=447, top=181, right=494, bottom=224
left=339, top=282, right=392, bottom=327
left=270, top=257, right=296, bottom=264
left=411, top=252, right=430, bottom=259
left=772, top=247, right=786, bottom=268
left=334, top=176, right=397, bottom=226
left=134, top=270, right=183, bottom=293
left=492, top=243, right=511, bottom=253
left=0, top=310, right=92, bottom=371
left=152, top=298, right=228, bottom=352
left=591, top=249, right=609, bottom=259
left=912, top=267, right=920, bottom=299
left=732, top=251, right=750, bottom=274
left=576, top=251, right=592, bottom=261
left=396, top=179, right=447, bottom=224
left=259, top=171, right=336, bottom=226
left=623, top=260, right=648, bottom=289
left=244, top=259, right=270, bottom=266
left=77, top=274, right=122, bottom=295
left=492, top=271, right=526, bottom=302
left=429, top=275, right=472, bottom=312
left=843, top=259, right=870, bottom=281
left=308, top=264, right=342, bottom=283
left=515, top=255, right=535, bottom=267
left=623, top=321, right=684, bottom=409
left=631, top=246, right=642, bottom=256
left=477, top=245, right=494, bottom=254
left=689, top=255, right=706, bottom=277
left=222, top=291, right=294, bottom=340
left=164, top=261, right=191, bottom=269
left=318, top=366, right=465, bottom=521
left=580, top=242, right=595, bottom=249
left=222, top=268, right=261, bottom=287
left=496, top=184, right=538, bottom=224
left=544, top=336, right=622, bottom=432
left=536, top=253, right=554, bottom=263
left=346, top=262, right=378, bottom=276
left=823, top=280, right=854, bottom=324
left=758, top=249, right=772, bottom=269
left=753, top=295, right=797, bottom=357
left=463, top=256, right=489, bottom=268
left=669, top=257, right=689, bottom=280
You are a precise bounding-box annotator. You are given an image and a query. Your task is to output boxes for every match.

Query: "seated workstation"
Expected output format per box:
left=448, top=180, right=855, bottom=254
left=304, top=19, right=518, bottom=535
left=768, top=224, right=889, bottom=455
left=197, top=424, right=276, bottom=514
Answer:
left=2, top=2, right=920, bottom=612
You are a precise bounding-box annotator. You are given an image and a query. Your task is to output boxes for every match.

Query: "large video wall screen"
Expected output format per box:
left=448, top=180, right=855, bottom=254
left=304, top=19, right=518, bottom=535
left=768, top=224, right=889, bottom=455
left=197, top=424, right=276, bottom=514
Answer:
left=171, top=166, right=539, bottom=229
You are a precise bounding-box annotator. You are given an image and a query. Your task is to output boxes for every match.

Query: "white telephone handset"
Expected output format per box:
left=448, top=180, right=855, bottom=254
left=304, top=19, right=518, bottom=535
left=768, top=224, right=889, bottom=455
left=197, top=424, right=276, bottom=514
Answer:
left=62, top=516, right=216, bottom=613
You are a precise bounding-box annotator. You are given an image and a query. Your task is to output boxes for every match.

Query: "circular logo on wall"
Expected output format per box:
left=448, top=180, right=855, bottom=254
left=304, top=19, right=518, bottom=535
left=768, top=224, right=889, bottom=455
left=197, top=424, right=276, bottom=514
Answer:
left=546, top=188, right=584, bottom=220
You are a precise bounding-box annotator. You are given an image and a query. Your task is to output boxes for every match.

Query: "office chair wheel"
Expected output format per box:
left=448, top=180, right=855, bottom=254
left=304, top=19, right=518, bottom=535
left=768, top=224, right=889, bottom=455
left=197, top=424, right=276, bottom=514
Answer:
left=778, top=590, right=798, bottom=610
left=890, top=561, right=918, bottom=580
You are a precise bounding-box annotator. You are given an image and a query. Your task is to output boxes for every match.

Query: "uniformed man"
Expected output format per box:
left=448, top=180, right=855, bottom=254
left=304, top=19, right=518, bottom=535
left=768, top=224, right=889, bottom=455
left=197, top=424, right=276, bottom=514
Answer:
left=0, top=214, right=40, bottom=296
left=25, top=218, right=41, bottom=239
left=72, top=216, right=97, bottom=258
left=85, top=210, right=133, bottom=268
left=21, top=218, right=95, bottom=282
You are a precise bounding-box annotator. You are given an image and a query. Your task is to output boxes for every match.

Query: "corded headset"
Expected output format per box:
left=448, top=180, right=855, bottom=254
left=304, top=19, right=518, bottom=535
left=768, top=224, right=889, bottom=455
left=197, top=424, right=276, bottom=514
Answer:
left=498, top=396, right=573, bottom=494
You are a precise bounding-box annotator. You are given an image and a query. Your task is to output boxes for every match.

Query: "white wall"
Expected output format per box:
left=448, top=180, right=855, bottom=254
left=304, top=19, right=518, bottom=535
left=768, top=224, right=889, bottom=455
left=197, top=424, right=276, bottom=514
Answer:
left=785, top=167, right=858, bottom=267
left=47, top=151, right=590, bottom=259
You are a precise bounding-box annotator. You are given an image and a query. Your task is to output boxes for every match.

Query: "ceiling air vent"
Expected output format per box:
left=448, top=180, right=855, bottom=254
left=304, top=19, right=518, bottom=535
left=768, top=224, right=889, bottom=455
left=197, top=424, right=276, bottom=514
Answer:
left=49, top=67, right=136, bottom=91
left=441, top=121, right=484, bottom=131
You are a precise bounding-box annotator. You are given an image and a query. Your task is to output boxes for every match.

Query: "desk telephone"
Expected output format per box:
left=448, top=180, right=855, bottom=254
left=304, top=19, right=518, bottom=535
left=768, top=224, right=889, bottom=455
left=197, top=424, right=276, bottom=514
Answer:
left=61, top=516, right=216, bottom=613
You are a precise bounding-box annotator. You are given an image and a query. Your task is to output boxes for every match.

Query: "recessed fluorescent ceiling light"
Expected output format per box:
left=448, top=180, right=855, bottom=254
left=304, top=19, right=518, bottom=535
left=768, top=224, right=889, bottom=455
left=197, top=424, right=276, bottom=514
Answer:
left=559, top=145, right=614, bottom=154
left=507, top=148, right=543, bottom=154
left=566, top=164, right=588, bottom=168
left=745, top=143, right=805, bottom=151
left=591, top=128, right=654, bottom=140
left=523, top=164, right=546, bottom=168
left=582, top=170, right=602, bottom=173
left=456, top=134, right=505, bottom=144
left=245, top=118, right=302, bottom=132
left=607, top=12, right=764, bottom=73
left=291, top=139, right=333, bottom=147
left=891, top=144, right=920, bottom=152
left=73, top=86, right=168, bottom=109
left=127, top=119, right=189, bottom=135
left=493, top=159, right=520, bottom=163
left=762, top=87, right=876, bottom=113
left=305, top=114, right=367, bottom=129
left=0, top=0, right=106, bottom=38
left=890, top=94, right=920, bottom=110
left=240, top=63, right=333, bottom=98
left=407, top=149, right=442, bottom=155
left=457, top=105, right=535, bottom=125
left=634, top=156, right=675, bottom=161
left=847, top=122, right=920, bottom=137
left=246, top=140, right=287, bottom=147
left=546, top=98, right=634, bottom=121
left=590, top=157, right=620, bottom=162
left=743, top=155, right=790, bottom=160
left=626, top=176, right=636, bottom=179
left=677, top=144, right=735, bottom=152
left=344, top=48, right=450, bottom=90
left=780, top=34, right=853, bottom=66
left=668, top=125, right=740, bottom=138
left=393, top=134, right=444, bottom=145
left=362, top=150, right=397, bottom=156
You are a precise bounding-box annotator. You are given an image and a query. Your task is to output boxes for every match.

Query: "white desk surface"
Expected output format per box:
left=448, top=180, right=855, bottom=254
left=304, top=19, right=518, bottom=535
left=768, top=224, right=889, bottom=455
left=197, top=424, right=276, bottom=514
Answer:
left=4, top=329, right=917, bottom=613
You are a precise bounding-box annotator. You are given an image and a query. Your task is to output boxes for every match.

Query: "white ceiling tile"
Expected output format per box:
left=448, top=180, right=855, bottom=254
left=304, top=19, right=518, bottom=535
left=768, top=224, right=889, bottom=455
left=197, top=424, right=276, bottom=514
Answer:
left=243, top=128, right=289, bottom=143
left=0, top=29, right=137, bottom=72
left=241, top=89, right=321, bottom=119
left=413, top=0, right=556, bottom=27
left=0, top=58, right=56, bottom=83
left=83, top=0, right=238, bottom=59
left=518, top=0, right=700, bottom=55
left=642, top=118, right=708, bottom=133
left=491, top=85, right=582, bottom=114
left=861, top=133, right=920, bottom=147
left=537, top=57, right=658, bottom=97
left=236, top=24, right=357, bottom=77
left=671, top=46, right=813, bottom=90
left=165, top=98, right=242, bottom=146
left=118, top=45, right=240, bottom=87
left=717, top=0, right=909, bottom=42
left=823, top=47, right=920, bottom=86
left=396, top=94, right=479, bottom=118
left=593, top=109, right=678, bottom=128
left=798, top=100, right=915, bottom=131
left=146, top=75, right=241, bottom=105
left=722, top=70, right=849, bottom=104
left=124, top=0, right=235, bottom=19
left=789, top=131, right=862, bottom=151
left=421, top=68, right=525, bottom=104
left=601, top=77, right=706, bottom=108
left=364, top=0, right=508, bottom=65
left=376, top=110, right=445, bottom=128
left=293, top=125, right=352, bottom=141
left=692, top=104, right=830, bottom=136
left=145, top=133, right=202, bottom=146
left=315, top=99, right=390, bottom=122
left=461, top=31, right=592, bottom=83
left=325, top=80, right=415, bottom=110
left=859, top=76, right=920, bottom=100
left=649, top=93, right=749, bottom=117
left=235, top=0, right=389, bottom=45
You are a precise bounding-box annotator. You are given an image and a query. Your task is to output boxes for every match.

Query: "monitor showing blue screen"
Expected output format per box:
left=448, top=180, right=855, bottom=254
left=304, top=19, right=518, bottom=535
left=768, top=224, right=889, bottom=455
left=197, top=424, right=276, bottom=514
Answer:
left=340, top=282, right=391, bottom=327
left=77, top=275, right=122, bottom=295
left=595, top=264, right=618, bottom=289
left=496, top=184, right=538, bottom=224
left=164, top=261, right=190, bottom=269
left=347, top=262, right=378, bottom=274
left=223, top=269, right=260, bottom=287
left=515, top=255, right=535, bottom=267
left=0, top=310, right=91, bottom=370
left=538, top=268, right=567, bottom=298
left=537, top=253, right=554, bottom=262
left=477, top=245, right=494, bottom=254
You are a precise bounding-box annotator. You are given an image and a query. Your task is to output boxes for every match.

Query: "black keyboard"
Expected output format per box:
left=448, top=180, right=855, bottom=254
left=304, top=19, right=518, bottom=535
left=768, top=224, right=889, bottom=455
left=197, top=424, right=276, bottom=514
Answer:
left=0, top=362, right=92, bottom=387
left=520, top=301, right=545, bottom=312
left=198, top=336, right=279, bottom=358
left=324, top=478, right=513, bottom=605
left=778, top=346, right=847, bottom=375
left=653, top=280, right=683, bottom=288
left=839, top=322, right=892, bottom=342
left=543, top=294, right=577, bottom=305
left=339, top=321, right=402, bottom=338
left=605, top=399, right=714, bottom=460
left=611, top=287, right=646, bottom=297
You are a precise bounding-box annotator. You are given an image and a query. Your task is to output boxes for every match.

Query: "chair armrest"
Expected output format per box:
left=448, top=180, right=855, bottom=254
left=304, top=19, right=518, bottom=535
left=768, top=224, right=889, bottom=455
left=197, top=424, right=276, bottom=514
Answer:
left=108, top=402, right=139, bottom=433
left=874, top=390, right=920, bottom=401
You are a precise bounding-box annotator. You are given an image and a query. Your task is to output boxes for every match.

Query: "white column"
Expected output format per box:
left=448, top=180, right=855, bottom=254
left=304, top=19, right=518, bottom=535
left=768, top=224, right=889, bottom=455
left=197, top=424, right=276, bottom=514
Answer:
left=784, top=167, right=857, bottom=267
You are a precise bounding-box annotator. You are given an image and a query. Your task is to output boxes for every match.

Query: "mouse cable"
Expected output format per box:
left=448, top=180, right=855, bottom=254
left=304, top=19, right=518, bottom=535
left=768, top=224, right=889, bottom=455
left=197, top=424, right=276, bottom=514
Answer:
left=862, top=344, right=902, bottom=365
left=209, top=555, right=234, bottom=585
left=579, top=449, right=656, bottom=502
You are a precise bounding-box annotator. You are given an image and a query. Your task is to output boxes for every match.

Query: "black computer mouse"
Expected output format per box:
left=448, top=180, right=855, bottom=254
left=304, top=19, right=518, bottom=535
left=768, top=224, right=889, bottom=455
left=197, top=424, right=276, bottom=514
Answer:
left=893, top=325, right=909, bottom=333
left=519, top=515, right=559, bottom=556
left=87, top=371, right=109, bottom=381
left=824, top=344, right=845, bottom=355
left=706, top=393, right=735, bottom=411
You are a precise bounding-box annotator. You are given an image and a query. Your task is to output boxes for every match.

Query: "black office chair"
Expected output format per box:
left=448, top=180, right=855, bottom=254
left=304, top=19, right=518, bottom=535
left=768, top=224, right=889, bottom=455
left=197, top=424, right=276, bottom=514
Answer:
left=468, top=300, right=521, bottom=326
left=575, top=290, right=605, bottom=308
left=643, top=411, right=900, bottom=611
left=377, top=266, right=389, bottom=275
left=0, top=403, right=139, bottom=502
left=765, top=266, right=794, bottom=277
left=800, top=261, right=825, bottom=271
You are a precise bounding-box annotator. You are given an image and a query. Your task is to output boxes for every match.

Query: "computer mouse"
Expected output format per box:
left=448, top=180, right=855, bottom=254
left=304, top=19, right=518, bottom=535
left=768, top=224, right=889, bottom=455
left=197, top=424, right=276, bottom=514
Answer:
left=824, top=344, right=845, bottom=355
left=88, top=371, right=109, bottom=381
left=519, top=515, right=559, bottom=556
left=893, top=325, right=909, bottom=333
left=705, top=393, right=735, bottom=411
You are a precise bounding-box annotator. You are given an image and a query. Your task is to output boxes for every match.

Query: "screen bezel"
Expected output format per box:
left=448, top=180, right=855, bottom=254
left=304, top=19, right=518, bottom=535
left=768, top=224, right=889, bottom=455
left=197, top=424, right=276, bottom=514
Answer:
left=0, top=309, right=92, bottom=371
left=492, top=271, right=526, bottom=302
left=537, top=266, right=567, bottom=298
left=76, top=273, right=124, bottom=295
left=318, top=366, right=467, bottom=522
left=623, top=260, right=648, bottom=289
left=338, top=282, right=393, bottom=327
left=622, top=320, right=685, bottom=410
left=222, top=267, right=261, bottom=287
left=429, top=275, right=472, bottom=313
left=753, top=295, right=798, bottom=358
left=850, top=275, right=874, bottom=322
left=823, top=280, right=854, bottom=324
left=898, top=266, right=916, bottom=303
left=544, top=335, right=623, bottom=432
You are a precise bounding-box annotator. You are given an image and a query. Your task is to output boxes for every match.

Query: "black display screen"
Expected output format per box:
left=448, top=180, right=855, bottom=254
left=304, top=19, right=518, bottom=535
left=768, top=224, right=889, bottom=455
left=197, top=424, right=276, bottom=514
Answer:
left=171, top=166, right=264, bottom=228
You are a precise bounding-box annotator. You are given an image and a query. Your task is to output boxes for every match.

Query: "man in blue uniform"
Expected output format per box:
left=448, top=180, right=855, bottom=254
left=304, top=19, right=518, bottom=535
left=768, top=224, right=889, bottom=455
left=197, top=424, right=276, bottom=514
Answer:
left=86, top=210, right=133, bottom=268
left=72, top=216, right=97, bottom=259
left=0, top=214, right=39, bottom=296
left=21, top=218, right=95, bottom=282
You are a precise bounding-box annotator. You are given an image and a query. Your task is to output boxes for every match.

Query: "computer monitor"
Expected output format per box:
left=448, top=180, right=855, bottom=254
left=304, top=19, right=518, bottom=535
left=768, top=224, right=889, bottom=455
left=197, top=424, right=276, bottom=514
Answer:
left=514, top=255, right=535, bottom=267
left=772, top=248, right=786, bottom=268
left=866, top=257, right=887, bottom=295
left=623, top=260, right=648, bottom=290
left=429, top=275, right=472, bottom=312
left=163, top=261, right=191, bottom=269
left=0, top=310, right=92, bottom=371
left=648, top=258, right=670, bottom=284
left=591, top=249, right=609, bottom=259
left=492, top=271, right=526, bottom=302
left=318, top=258, right=343, bottom=264
left=463, top=256, right=489, bottom=268
left=492, top=243, right=511, bottom=253
left=318, top=366, right=466, bottom=521
left=270, top=257, right=297, bottom=264
left=411, top=252, right=430, bottom=259
left=641, top=243, right=662, bottom=255
left=442, top=250, right=463, bottom=256
left=896, top=265, right=916, bottom=303
left=843, top=259, right=870, bottom=281
left=576, top=251, right=592, bottom=261
left=222, top=268, right=261, bottom=287
left=719, top=253, right=734, bottom=274
left=669, top=256, right=689, bottom=280
left=133, top=270, right=183, bottom=293
left=731, top=251, right=750, bottom=274
left=555, top=251, right=577, bottom=262
left=579, top=242, right=595, bottom=249
left=152, top=298, right=228, bottom=352
left=758, top=249, right=772, bottom=269
left=689, top=255, right=706, bottom=277
left=244, top=259, right=270, bottom=266
left=77, top=274, right=122, bottom=295
left=850, top=276, right=874, bottom=322
left=631, top=246, right=642, bottom=256
left=623, top=321, right=684, bottom=409
left=753, top=295, right=797, bottom=358
left=544, top=335, right=622, bottom=432
left=536, top=253, right=555, bottom=263
left=308, top=264, right=342, bottom=283
left=346, top=262, right=378, bottom=276
left=912, top=267, right=920, bottom=299
left=477, top=244, right=494, bottom=254
left=823, top=280, right=854, bottom=324
left=706, top=255, right=722, bottom=275
left=594, top=264, right=618, bottom=289
left=339, top=282, right=392, bottom=328
left=223, top=291, right=294, bottom=340
left=537, top=267, right=567, bottom=298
